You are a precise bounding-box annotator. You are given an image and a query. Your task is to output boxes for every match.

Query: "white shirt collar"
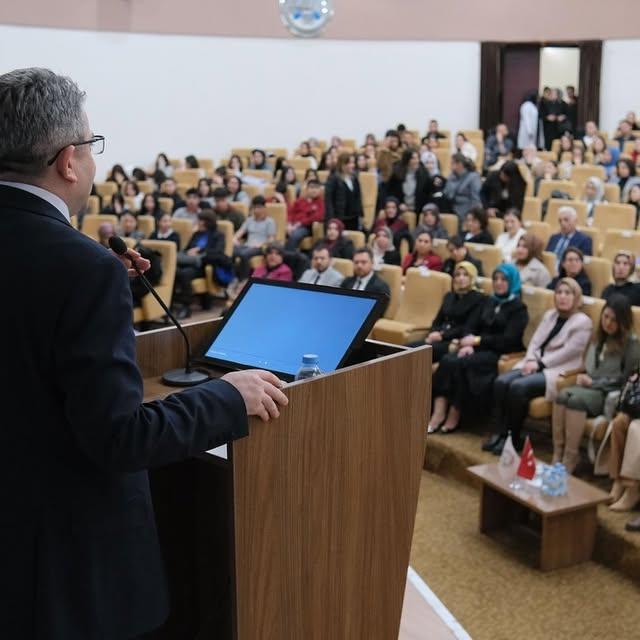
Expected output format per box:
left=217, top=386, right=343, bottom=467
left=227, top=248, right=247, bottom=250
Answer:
left=0, top=181, right=71, bottom=222
left=355, top=271, right=374, bottom=290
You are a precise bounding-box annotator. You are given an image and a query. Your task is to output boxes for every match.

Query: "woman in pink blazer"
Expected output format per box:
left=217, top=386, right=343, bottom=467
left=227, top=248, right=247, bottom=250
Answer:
left=482, top=277, right=593, bottom=454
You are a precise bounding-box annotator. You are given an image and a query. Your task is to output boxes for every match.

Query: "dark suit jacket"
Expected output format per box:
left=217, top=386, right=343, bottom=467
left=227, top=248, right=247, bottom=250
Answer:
left=0, top=185, right=248, bottom=639
left=546, top=230, right=593, bottom=256
left=324, top=174, right=363, bottom=230
left=341, top=273, right=390, bottom=314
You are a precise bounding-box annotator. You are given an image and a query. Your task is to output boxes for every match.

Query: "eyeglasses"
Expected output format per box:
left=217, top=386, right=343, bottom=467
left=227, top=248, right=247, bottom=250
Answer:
left=47, top=135, right=105, bottom=166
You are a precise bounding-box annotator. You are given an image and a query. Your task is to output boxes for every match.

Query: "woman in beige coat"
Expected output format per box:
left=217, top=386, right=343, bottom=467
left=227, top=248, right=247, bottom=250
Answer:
left=483, top=278, right=592, bottom=454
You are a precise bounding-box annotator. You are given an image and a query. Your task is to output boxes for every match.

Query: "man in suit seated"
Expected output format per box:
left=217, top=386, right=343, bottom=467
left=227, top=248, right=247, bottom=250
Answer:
left=546, top=205, right=593, bottom=268
left=299, top=246, right=344, bottom=287
left=341, top=248, right=390, bottom=314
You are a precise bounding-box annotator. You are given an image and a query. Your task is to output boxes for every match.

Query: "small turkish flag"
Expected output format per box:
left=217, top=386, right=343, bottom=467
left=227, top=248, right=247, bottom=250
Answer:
left=516, top=436, right=536, bottom=480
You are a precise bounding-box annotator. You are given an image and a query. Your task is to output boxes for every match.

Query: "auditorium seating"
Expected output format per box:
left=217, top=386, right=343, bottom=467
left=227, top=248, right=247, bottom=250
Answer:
left=465, top=243, right=502, bottom=275
left=583, top=256, right=613, bottom=296
left=523, top=220, right=551, bottom=247
left=332, top=258, right=355, bottom=278
left=592, top=203, right=636, bottom=233
left=601, top=229, right=640, bottom=261
left=376, top=264, right=403, bottom=319
left=522, top=197, right=542, bottom=222
left=133, top=239, right=177, bottom=324
left=537, top=179, right=578, bottom=202
left=170, top=218, right=195, bottom=251
left=546, top=199, right=588, bottom=226
left=372, top=269, right=451, bottom=344
left=82, top=214, right=118, bottom=240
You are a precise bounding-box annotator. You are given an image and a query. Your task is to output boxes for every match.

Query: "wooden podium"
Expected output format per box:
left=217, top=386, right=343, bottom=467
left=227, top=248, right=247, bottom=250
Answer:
left=138, top=319, right=430, bottom=639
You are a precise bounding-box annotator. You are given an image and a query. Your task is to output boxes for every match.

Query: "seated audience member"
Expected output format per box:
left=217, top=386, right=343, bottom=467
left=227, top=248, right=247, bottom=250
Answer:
left=495, top=208, right=525, bottom=263
left=341, top=248, right=391, bottom=313
left=546, top=206, right=593, bottom=263
left=372, top=227, right=401, bottom=269
left=533, top=159, right=559, bottom=196
left=122, top=180, right=143, bottom=209
left=303, top=168, right=320, bottom=185
left=484, top=123, right=514, bottom=169
left=249, top=148, right=272, bottom=172
left=227, top=154, right=244, bottom=177
left=153, top=153, right=172, bottom=183
left=386, top=149, right=432, bottom=214
left=158, top=178, right=185, bottom=212
left=480, top=161, right=527, bottom=217
left=101, top=193, right=128, bottom=216
left=319, top=146, right=339, bottom=173
left=225, top=175, right=250, bottom=206
left=454, top=133, right=478, bottom=163
left=615, top=120, right=636, bottom=151
left=107, top=163, right=128, bottom=185
left=514, top=234, right=552, bottom=287
left=197, top=178, right=214, bottom=207
left=427, top=119, right=446, bottom=140
left=324, top=153, right=363, bottom=231
left=118, top=212, right=145, bottom=241
left=401, top=231, right=443, bottom=274
left=548, top=247, right=591, bottom=295
left=314, top=218, right=354, bottom=260
left=298, top=246, right=344, bottom=287
left=520, top=145, right=541, bottom=174
left=276, top=166, right=301, bottom=199
left=173, top=188, right=202, bottom=227
left=554, top=296, right=639, bottom=473
left=556, top=132, right=574, bottom=163
left=372, top=197, right=410, bottom=246
left=582, top=176, right=606, bottom=224
left=414, top=204, right=448, bottom=240
left=296, top=141, right=318, bottom=170
left=461, top=206, right=493, bottom=245
left=415, top=262, right=485, bottom=369
left=444, top=154, right=482, bottom=227
left=602, top=383, right=640, bottom=514
left=443, top=236, right=484, bottom=277
left=613, top=158, right=638, bottom=196
left=149, top=213, right=180, bottom=249
left=139, top=192, right=164, bottom=222
left=356, top=153, right=370, bottom=174
left=175, top=211, right=226, bottom=317
left=627, top=183, right=640, bottom=228
left=130, top=242, right=162, bottom=309
left=429, top=264, right=528, bottom=434
left=252, top=243, right=293, bottom=282
left=582, top=121, right=599, bottom=148
left=426, top=174, right=451, bottom=212
left=212, top=187, right=244, bottom=231
left=602, top=250, right=640, bottom=305
left=286, top=179, right=325, bottom=250
left=233, top=196, right=276, bottom=279
left=97, top=222, right=116, bottom=248
left=483, top=277, right=591, bottom=453
left=559, top=145, right=585, bottom=180
left=420, top=151, right=440, bottom=177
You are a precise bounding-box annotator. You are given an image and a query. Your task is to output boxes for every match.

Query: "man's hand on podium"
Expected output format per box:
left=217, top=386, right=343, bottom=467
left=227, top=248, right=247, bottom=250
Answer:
left=222, top=370, right=288, bottom=422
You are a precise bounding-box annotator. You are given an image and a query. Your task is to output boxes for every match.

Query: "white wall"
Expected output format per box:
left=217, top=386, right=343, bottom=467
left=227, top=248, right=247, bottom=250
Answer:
left=601, top=40, right=640, bottom=136
left=539, top=47, right=580, bottom=94
left=0, top=25, right=480, bottom=179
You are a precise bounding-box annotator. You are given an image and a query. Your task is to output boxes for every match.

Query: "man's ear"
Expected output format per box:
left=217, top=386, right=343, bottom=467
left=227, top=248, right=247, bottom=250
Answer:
left=54, top=145, right=78, bottom=184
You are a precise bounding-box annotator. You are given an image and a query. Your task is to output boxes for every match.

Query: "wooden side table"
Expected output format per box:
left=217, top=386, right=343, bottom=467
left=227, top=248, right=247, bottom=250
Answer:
left=468, top=463, right=609, bottom=571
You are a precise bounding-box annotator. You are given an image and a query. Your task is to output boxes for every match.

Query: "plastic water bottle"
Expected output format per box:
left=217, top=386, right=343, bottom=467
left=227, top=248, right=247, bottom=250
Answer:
left=541, top=463, right=568, bottom=497
left=295, top=354, right=322, bottom=381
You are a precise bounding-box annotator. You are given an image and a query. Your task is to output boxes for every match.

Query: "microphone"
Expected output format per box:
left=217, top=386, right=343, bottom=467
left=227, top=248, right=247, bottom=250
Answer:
left=109, top=236, right=209, bottom=387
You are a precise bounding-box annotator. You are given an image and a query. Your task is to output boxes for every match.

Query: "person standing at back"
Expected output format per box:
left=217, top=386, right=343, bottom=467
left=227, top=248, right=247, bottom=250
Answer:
left=0, top=67, right=288, bottom=640
left=324, top=153, right=363, bottom=231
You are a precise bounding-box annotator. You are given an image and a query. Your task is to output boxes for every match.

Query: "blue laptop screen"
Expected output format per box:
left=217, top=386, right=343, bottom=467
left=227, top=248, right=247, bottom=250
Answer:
left=204, top=282, right=378, bottom=376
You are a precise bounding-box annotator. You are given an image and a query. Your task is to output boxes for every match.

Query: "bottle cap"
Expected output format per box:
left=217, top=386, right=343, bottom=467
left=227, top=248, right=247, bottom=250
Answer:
left=302, top=354, right=319, bottom=365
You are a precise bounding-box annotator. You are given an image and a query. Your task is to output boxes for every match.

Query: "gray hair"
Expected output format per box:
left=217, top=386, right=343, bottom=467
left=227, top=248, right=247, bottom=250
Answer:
left=557, top=206, right=578, bottom=222
left=0, top=68, right=86, bottom=176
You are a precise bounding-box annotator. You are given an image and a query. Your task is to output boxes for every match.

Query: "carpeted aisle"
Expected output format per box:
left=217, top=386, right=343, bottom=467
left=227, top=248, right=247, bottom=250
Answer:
left=410, top=472, right=640, bottom=640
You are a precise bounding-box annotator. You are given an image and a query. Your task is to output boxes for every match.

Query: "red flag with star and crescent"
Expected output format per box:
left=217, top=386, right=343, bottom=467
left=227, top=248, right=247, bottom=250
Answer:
left=516, top=436, right=536, bottom=480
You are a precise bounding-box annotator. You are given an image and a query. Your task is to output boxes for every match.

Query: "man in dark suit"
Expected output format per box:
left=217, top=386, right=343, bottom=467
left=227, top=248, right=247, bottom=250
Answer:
left=0, top=68, right=288, bottom=639
left=341, top=248, right=391, bottom=314
left=546, top=205, right=593, bottom=267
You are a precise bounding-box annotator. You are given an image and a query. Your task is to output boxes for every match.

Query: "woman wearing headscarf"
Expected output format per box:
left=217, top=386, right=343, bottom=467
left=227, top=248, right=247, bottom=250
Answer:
left=514, top=233, right=552, bottom=288
left=428, top=264, right=528, bottom=434
left=372, top=197, right=411, bottom=247
left=416, top=261, right=485, bottom=372
left=602, top=250, right=640, bottom=306
left=314, top=218, right=354, bottom=260
left=414, top=203, right=449, bottom=240
left=553, top=295, right=639, bottom=473
left=582, top=176, right=606, bottom=224
left=480, top=160, right=527, bottom=217
left=420, top=151, right=440, bottom=176
left=483, top=277, right=592, bottom=454
left=371, top=226, right=401, bottom=269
